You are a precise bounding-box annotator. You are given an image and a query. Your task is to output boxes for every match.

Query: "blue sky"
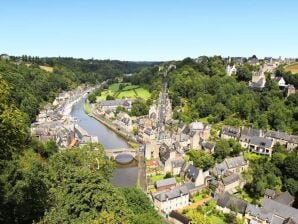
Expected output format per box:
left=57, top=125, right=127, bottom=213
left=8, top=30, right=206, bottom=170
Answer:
left=1, top=0, right=298, bottom=61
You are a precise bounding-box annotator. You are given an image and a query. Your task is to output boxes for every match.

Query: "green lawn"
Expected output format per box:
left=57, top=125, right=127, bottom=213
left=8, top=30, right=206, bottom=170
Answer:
left=96, top=83, right=151, bottom=102
left=209, top=214, right=226, bottom=224
left=149, top=174, right=164, bottom=183
left=83, top=100, right=90, bottom=114
left=108, top=83, right=122, bottom=91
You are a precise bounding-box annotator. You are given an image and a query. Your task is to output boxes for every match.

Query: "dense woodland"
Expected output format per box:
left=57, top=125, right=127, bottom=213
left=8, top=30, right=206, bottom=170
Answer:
left=0, top=58, right=161, bottom=224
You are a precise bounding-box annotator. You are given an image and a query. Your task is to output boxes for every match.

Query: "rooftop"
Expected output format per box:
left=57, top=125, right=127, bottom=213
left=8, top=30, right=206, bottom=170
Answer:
left=154, top=185, right=189, bottom=202
left=155, top=178, right=176, bottom=188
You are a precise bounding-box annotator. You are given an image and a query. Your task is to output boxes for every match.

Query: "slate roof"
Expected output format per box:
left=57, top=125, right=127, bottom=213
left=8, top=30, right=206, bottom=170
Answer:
left=171, top=158, right=185, bottom=168
left=265, top=130, right=292, bottom=142
left=225, top=156, right=247, bottom=169
left=182, top=126, right=190, bottom=135
left=213, top=161, right=228, bottom=176
left=156, top=178, right=176, bottom=188
left=265, top=189, right=276, bottom=198
left=261, top=198, right=298, bottom=223
left=274, top=191, right=295, bottom=206
left=221, top=126, right=240, bottom=138
left=100, top=99, right=130, bottom=107
left=250, top=136, right=273, bottom=148
left=154, top=185, right=189, bottom=202
left=159, top=143, right=171, bottom=164
left=185, top=164, right=199, bottom=182
left=241, top=127, right=263, bottom=137
left=245, top=203, right=273, bottom=222
left=201, top=141, right=215, bottom=151
left=239, top=134, right=252, bottom=143
left=217, top=192, right=248, bottom=215
left=223, top=173, right=240, bottom=186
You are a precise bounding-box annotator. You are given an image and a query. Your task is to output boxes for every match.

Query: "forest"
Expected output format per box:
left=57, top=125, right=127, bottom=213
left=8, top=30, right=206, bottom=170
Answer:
left=0, top=58, right=161, bottom=224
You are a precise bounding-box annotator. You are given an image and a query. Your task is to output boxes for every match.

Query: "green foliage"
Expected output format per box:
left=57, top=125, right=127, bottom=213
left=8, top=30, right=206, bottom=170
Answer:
left=121, top=188, right=161, bottom=224
left=88, top=93, right=97, bottom=103
left=0, top=77, right=29, bottom=166
left=157, top=57, right=297, bottom=132
left=186, top=210, right=212, bottom=224
left=106, top=94, right=115, bottom=100
left=214, top=139, right=243, bottom=161
left=187, top=149, right=215, bottom=170
left=236, top=64, right=252, bottom=81
left=130, top=99, right=149, bottom=116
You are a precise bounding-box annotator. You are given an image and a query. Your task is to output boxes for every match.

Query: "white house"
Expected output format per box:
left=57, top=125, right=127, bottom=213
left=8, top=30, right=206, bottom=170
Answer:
left=153, top=185, right=190, bottom=214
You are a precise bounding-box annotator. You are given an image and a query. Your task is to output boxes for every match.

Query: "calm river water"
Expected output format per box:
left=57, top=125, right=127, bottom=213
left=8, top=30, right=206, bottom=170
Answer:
left=70, top=97, right=138, bottom=187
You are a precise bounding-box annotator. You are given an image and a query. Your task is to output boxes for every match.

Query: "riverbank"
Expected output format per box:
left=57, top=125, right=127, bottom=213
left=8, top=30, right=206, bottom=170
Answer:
left=84, top=100, right=138, bottom=149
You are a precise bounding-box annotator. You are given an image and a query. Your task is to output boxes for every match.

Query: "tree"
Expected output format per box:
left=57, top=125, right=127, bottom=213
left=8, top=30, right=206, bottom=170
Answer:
left=187, top=150, right=215, bottom=171
left=186, top=210, right=211, bottom=224
left=0, top=150, right=50, bottom=224
left=283, top=154, right=298, bottom=179
left=121, top=188, right=161, bottom=224
left=88, top=93, right=97, bottom=103
left=106, top=95, right=115, bottom=100
left=0, top=78, right=29, bottom=166
left=130, top=100, right=149, bottom=117
left=236, top=65, right=252, bottom=82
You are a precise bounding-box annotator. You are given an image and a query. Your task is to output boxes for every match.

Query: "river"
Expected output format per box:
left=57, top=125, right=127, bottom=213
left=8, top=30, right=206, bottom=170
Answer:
left=70, top=97, right=138, bottom=187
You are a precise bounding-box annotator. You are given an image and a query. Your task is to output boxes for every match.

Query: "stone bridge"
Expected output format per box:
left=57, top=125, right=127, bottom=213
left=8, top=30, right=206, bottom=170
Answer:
left=106, top=148, right=138, bottom=159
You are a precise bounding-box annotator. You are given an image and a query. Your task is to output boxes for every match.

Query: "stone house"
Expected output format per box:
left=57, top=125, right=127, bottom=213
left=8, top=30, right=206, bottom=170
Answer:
left=153, top=185, right=190, bottom=214
left=216, top=192, right=248, bottom=218
left=248, top=136, right=274, bottom=156
left=181, top=163, right=211, bottom=187
left=155, top=177, right=177, bottom=192
left=221, top=126, right=241, bottom=140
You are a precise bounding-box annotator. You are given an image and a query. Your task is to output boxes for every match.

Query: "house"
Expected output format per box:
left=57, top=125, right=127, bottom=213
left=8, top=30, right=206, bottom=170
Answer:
left=216, top=192, right=248, bottom=217
left=171, top=158, right=185, bottom=176
left=159, top=143, right=184, bottom=174
left=200, top=141, right=215, bottom=153
left=245, top=203, right=277, bottom=224
left=248, top=136, right=274, bottom=156
left=274, top=191, right=295, bottom=206
left=264, top=189, right=276, bottom=199
left=265, top=130, right=298, bottom=150
left=241, top=127, right=263, bottom=137
left=213, top=156, right=248, bottom=177
left=221, top=126, right=241, bottom=140
left=155, top=177, right=176, bottom=192
left=114, top=112, right=133, bottom=132
left=250, top=69, right=266, bottom=90
left=221, top=173, right=242, bottom=193
left=145, top=141, right=160, bottom=159
left=287, top=85, right=296, bottom=96
left=168, top=210, right=190, bottom=224
left=153, top=185, right=190, bottom=214
left=226, top=64, right=237, bottom=76
left=273, top=76, right=287, bottom=88
left=0, top=53, right=9, bottom=60
left=98, top=99, right=132, bottom=111
left=182, top=163, right=211, bottom=187
left=260, top=198, right=298, bottom=223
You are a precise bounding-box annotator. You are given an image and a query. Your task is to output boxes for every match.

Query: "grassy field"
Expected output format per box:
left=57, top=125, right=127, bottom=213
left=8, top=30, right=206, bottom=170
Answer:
left=96, top=83, right=151, bottom=101
left=39, top=65, right=54, bottom=73
left=285, top=63, right=298, bottom=74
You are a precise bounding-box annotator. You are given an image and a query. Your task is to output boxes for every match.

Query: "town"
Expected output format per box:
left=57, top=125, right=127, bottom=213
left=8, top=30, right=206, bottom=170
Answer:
left=46, top=56, right=298, bottom=224
left=2, top=2, right=298, bottom=224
